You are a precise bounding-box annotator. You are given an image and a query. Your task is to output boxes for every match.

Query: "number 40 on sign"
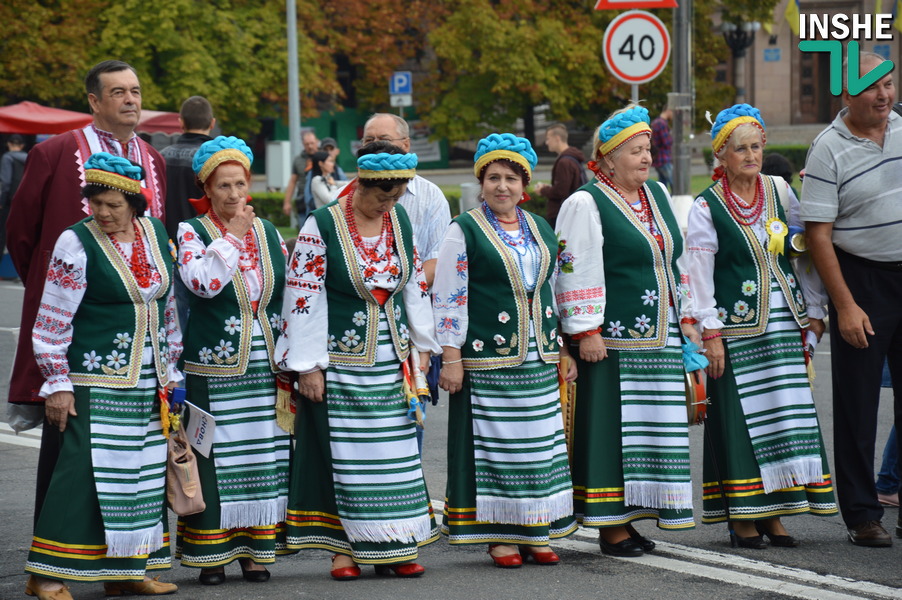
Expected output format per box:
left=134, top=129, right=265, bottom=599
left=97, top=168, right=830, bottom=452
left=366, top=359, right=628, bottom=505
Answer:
left=602, top=10, right=672, bottom=85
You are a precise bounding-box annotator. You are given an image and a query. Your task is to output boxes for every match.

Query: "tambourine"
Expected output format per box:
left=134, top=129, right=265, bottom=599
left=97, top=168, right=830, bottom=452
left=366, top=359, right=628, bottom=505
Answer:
left=685, top=370, right=709, bottom=425
left=788, top=226, right=807, bottom=255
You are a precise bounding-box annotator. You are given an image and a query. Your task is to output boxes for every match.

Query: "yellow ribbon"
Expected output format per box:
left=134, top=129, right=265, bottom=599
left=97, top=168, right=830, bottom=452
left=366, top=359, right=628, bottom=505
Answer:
left=765, top=217, right=788, bottom=255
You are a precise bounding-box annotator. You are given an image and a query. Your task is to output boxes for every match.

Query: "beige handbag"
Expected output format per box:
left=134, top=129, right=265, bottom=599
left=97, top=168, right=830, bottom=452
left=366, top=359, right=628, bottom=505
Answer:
left=166, top=430, right=205, bottom=516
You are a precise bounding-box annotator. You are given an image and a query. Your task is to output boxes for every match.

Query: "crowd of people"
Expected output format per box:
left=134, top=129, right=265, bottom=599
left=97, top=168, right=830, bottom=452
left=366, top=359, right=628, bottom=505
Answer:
left=3, top=55, right=899, bottom=600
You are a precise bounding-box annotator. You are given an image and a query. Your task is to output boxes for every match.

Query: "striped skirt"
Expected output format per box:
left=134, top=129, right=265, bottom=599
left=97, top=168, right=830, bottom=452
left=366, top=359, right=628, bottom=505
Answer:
left=702, top=283, right=838, bottom=522
left=25, top=337, right=171, bottom=582
left=285, top=313, right=438, bottom=564
left=570, top=320, right=695, bottom=530
left=443, top=326, right=577, bottom=546
left=177, top=321, right=291, bottom=567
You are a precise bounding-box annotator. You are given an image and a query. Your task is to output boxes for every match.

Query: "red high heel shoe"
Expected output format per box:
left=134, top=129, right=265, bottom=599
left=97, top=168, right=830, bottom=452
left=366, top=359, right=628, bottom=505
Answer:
left=488, top=544, right=523, bottom=568
left=519, top=546, right=561, bottom=565
left=373, top=562, right=425, bottom=578
left=330, top=555, right=361, bottom=581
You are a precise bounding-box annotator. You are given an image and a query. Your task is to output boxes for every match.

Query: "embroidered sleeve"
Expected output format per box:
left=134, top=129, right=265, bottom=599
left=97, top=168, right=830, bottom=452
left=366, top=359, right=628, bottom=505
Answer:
left=275, top=217, right=329, bottom=373
left=553, top=191, right=606, bottom=335
left=685, top=196, right=724, bottom=329
left=785, top=184, right=828, bottom=319
left=405, top=241, right=442, bottom=355
left=163, top=284, right=184, bottom=384
left=177, top=222, right=239, bottom=298
left=432, top=223, right=468, bottom=348
left=34, top=230, right=88, bottom=397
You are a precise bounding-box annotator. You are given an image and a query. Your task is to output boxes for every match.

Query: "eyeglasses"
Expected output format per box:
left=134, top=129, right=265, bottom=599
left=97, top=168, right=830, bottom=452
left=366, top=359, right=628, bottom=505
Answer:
left=360, top=135, right=409, bottom=145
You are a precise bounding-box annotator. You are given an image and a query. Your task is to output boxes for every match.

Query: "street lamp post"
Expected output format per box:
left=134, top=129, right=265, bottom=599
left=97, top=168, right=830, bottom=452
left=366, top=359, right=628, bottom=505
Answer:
left=722, top=21, right=760, bottom=104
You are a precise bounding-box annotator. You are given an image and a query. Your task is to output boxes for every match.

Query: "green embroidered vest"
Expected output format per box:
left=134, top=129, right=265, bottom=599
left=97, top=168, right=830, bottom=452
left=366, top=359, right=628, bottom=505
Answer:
left=313, top=201, right=416, bottom=367
left=180, top=216, right=285, bottom=376
left=67, top=216, right=172, bottom=388
left=456, top=208, right=560, bottom=370
left=701, top=174, right=808, bottom=337
left=586, top=181, right=685, bottom=350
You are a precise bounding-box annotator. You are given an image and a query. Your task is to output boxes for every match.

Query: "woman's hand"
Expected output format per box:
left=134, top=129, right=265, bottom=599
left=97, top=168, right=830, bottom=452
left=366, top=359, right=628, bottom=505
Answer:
left=808, top=317, right=826, bottom=342
left=561, top=357, right=578, bottom=383
left=439, top=362, right=464, bottom=394
left=297, top=370, right=325, bottom=403
left=703, top=334, right=725, bottom=379
left=45, top=391, right=77, bottom=432
left=226, top=204, right=255, bottom=239
left=680, top=322, right=701, bottom=346
left=578, top=333, right=607, bottom=363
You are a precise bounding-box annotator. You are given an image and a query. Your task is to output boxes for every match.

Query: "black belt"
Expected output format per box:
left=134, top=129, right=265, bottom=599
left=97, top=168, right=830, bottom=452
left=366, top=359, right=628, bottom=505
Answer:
left=835, top=246, right=902, bottom=272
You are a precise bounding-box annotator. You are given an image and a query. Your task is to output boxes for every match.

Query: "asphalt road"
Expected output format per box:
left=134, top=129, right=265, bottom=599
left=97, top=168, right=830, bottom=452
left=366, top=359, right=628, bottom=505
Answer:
left=1, top=278, right=900, bottom=600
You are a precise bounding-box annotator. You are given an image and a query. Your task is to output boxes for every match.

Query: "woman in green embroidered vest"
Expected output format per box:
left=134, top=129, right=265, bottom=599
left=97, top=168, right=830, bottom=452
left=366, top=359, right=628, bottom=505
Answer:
left=434, top=133, right=577, bottom=568
left=25, top=153, right=181, bottom=599
left=275, top=141, right=441, bottom=580
left=174, top=136, right=290, bottom=585
left=685, top=104, right=837, bottom=548
left=554, top=104, right=701, bottom=557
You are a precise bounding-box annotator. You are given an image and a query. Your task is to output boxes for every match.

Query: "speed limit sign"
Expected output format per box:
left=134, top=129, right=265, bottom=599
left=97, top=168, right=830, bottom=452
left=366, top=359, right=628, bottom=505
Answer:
left=602, top=10, right=671, bottom=85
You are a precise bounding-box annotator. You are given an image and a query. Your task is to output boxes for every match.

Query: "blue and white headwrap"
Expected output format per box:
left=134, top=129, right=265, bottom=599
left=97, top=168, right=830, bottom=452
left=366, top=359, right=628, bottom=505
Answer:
left=473, top=133, right=538, bottom=182
left=357, top=152, right=418, bottom=180
left=710, top=103, right=766, bottom=155
left=193, top=136, right=254, bottom=183
left=598, top=105, right=652, bottom=156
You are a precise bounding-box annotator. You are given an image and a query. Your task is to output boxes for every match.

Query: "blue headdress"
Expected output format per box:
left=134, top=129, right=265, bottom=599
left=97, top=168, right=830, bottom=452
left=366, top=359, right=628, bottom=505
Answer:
left=193, top=136, right=253, bottom=183
left=473, top=133, right=538, bottom=182
left=84, top=152, right=143, bottom=194
left=710, top=103, right=766, bottom=155
left=597, top=105, right=652, bottom=156
left=357, top=152, right=418, bottom=179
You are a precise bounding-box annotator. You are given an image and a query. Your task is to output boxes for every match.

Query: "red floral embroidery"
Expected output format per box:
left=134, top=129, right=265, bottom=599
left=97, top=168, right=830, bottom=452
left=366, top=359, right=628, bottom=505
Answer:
left=292, top=295, right=311, bottom=314
left=191, top=278, right=200, bottom=291
left=182, top=251, right=193, bottom=264
left=45, top=257, right=86, bottom=291
left=209, top=278, right=222, bottom=291
left=181, top=231, right=195, bottom=242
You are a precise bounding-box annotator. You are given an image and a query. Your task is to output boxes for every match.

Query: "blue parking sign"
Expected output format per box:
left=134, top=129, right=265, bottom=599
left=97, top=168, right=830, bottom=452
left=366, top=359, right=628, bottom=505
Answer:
left=390, top=71, right=412, bottom=95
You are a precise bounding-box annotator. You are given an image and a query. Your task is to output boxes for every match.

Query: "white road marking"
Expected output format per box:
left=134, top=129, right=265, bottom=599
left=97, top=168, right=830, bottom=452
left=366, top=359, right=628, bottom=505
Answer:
left=0, top=422, right=41, bottom=448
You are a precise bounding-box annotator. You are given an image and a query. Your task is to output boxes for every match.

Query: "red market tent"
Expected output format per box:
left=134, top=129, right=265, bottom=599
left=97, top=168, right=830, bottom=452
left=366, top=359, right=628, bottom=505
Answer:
left=0, top=101, right=92, bottom=134
left=137, top=110, right=181, bottom=134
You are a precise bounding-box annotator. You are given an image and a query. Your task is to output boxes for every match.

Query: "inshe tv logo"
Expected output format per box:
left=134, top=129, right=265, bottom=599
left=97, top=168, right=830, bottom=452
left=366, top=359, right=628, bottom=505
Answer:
left=798, top=14, right=895, bottom=96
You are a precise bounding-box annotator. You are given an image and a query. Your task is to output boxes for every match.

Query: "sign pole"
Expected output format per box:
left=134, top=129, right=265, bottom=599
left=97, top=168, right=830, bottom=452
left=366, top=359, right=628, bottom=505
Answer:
left=631, top=84, right=639, bottom=104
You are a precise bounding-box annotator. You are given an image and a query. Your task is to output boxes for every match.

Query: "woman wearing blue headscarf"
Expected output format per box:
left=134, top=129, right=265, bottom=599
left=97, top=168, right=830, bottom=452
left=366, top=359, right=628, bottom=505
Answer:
left=435, top=133, right=577, bottom=568
left=555, top=104, right=700, bottom=557
left=276, top=141, right=441, bottom=580
left=25, top=153, right=181, bottom=599
left=175, top=136, right=291, bottom=585
left=685, top=105, right=837, bottom=548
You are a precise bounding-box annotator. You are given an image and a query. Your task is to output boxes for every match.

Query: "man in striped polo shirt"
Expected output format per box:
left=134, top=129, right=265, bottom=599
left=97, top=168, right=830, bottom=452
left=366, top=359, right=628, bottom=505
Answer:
left=802, top=51, right=902, bottom=548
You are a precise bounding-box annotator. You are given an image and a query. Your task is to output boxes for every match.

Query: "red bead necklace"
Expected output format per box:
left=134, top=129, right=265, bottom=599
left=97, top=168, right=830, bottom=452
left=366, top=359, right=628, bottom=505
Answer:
left=110, top=220, right=156, bottom=288
left=344, top=189, right=395, bottom=273
left=209, top=210, right=259, bottom=272
left=721, top=174, right=765, bottom=226
left=597, top=171, right=658, bottom=234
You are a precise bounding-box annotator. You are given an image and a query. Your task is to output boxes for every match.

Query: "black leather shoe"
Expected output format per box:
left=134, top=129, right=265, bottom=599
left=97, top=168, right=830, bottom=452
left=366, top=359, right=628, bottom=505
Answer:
left=736, top=534, right=768, bottom=549
left=756, top=523, right=800, bottom=547
left=848, top=520, right=892, bottom=547
left=239, top=560, right=271, bottom=582
left=199, top=568, right=226, bottom=585
left=599, top=534, right=644, bottom=557
left=626, top=524, right=656, bottom=552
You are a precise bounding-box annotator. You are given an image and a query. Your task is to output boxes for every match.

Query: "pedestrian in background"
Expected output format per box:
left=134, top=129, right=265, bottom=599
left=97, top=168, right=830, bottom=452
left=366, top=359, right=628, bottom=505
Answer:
left=0, top=134, right=27, bottom=266
left=534, top=124, right=586, bottom=229
left=651, top=105, right=673, bottom=190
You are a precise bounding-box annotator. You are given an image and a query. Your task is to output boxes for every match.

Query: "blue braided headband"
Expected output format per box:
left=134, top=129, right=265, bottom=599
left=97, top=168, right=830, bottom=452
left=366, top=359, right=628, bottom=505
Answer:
left=473, top=133, right=538, bottom=181
left=193, top=136, right=254, bottom=183
left=83, top=152, right=143, bottom=194
left=598, top=106, right=652, bottom=156
left=711, top=104, right=766, bottom=154
left=357, top=152, right=418, bottom=179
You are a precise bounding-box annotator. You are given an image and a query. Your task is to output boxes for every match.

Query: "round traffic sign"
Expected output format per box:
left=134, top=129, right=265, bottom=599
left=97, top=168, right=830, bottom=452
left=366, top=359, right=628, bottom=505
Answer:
left=602, top=10, right=671, bottom=85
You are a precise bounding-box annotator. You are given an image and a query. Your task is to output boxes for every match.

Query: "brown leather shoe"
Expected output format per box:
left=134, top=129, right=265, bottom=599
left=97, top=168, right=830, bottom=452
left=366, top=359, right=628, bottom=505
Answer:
left=24, top=576, right=73, bottom=600
left=848, top=520, right=893, bottom=547
left=103, top=576, right=178, bottom=596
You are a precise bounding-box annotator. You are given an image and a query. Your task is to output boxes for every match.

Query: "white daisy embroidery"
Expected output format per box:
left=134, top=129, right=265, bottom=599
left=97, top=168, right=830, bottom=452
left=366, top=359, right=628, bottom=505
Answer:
left=106, top=350, right=127, bottom=369
left=796, top=290, right=805, bottom=307
left=787, top=274, right=797, bottom=288
left=82, top=351, right=101, bottom=371
left=352, top=311, right=367, bottom=326
left=270, top=313, right=282, bottom=330
left=498, top=311, right=510, bottom=323
left=716, top=307, right=728, bottom=321
left=328, top=335, right=337, bottom=350
left=198, top=347, right=213, bottom=364
left=215, top=339, right=234, bottom=358
left=342, top=329, right=361, bottom=347
left=399, top=323, right=410, bottom=340
left=224, top=316, right=241, bottom=335
left=394, top=305, right=402, bottom=320
left=608, top=321, right=625, bottom=337
left=545, top=306, right=553, bottom=318
left=472, top=339, right=484, bottom=352
left=113, top=333, right=132, bottom=349
left=741, top=280, right=757, bottom=296
left=734, top=300, right=750, bottom=316
left=634, top=314, right=651, bottom=333
left=641, top=289, right=658, bottom=306
left=158, top=327, right=167, bottom=344
left=494, top=334, right=506, bottom=345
